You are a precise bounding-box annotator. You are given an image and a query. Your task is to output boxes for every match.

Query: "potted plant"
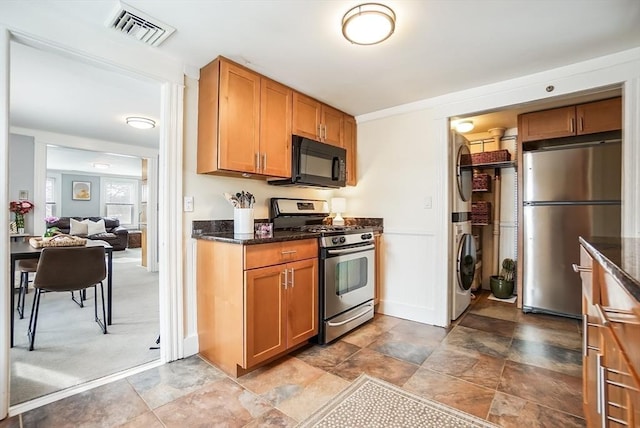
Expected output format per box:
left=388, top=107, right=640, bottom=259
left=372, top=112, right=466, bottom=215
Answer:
left=490, top=258, right=516, bottom=299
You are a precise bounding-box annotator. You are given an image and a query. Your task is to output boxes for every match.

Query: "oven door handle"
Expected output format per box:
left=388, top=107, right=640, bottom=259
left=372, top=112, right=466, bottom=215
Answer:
left=326, top=244, right=375, bottom=255
left=327, top=303, right=375, bottom=327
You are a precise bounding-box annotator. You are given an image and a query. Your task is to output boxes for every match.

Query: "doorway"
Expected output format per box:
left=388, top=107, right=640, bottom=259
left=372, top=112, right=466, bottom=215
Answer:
left=4, top=34, right=178, bottom=414
left=448, top=86, right=623, bottom=307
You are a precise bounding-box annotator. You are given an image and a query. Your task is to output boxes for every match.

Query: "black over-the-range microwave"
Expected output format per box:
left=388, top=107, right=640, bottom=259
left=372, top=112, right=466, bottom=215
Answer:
left=268, top=135, right=346, bottom=188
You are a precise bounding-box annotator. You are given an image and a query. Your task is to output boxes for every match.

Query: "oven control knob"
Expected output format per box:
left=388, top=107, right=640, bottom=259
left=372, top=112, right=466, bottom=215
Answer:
left=339, top=237, right=346, bottom=244
left=332, top=237, right=340, bottom=244
left=361, top=233, right=372, bottom=240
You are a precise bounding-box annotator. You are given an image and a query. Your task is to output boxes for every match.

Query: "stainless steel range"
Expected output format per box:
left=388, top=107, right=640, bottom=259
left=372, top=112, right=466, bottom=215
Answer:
left=270, top=198, right=376, bottom=344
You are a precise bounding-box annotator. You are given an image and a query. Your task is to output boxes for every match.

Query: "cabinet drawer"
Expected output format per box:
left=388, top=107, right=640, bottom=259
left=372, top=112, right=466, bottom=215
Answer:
left=245, top=239, right=317, bottom=269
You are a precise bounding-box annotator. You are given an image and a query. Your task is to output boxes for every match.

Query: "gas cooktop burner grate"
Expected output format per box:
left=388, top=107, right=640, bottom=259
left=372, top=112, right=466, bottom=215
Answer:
left=299, top=225, right=367, bottom=233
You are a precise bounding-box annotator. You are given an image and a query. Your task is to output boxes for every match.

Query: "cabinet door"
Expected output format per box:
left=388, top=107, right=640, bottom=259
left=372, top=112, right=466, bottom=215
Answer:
left=219, top=60, right=261, bottom=173
left=322, top=105, right=344, bottom=147
left=286, top=258, right=318, bottom=347
left=344, top=115, right=357, bottom=186
left=292, top=92, right=321, bottom=140
left=519, top=106, right=576, bottom=142
left=197, top=59, right=221, bottom=174
left=260, top=78, right=292, bottom=178
left=245, top=265, right=287, bottom=367
left=577, top=97, right=622, bottom=135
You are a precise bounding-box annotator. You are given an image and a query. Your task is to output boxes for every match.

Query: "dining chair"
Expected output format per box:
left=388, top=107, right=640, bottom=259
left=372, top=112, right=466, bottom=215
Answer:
left=27, top=246, right=108, bottom=351
left=16, top=259, right=38, bottom=319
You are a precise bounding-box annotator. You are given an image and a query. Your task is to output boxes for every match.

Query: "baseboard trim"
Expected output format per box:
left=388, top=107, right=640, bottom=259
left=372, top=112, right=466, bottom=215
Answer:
left=9, top=359, right=163, bottom=417
left=182, top=333, right=199, bottom=357
left=377, top=299, right=446, bottom=328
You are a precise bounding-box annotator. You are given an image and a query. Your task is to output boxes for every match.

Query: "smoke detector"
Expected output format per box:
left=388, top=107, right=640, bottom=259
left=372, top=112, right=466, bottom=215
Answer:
left=106, top=2, right=175, bottom=47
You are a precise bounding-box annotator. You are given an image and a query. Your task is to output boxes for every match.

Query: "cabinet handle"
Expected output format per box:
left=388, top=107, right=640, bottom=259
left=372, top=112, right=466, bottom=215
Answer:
left=282, top=269, right=288, bottom=289
left=255, top=153, right=260, bottom=172
left=318, top=125, right=322, bottom=140
left=572, top=263, right=591, bottom=273
left=597, top=353, right=606, bottom=418
left=579, top=117, right=584, bottom=132
left=262, top=153, right=267, bottom=172
left=582, top=314, right=588, bottom=357
left=289, top=268, right=295, bottom=288
left=281, top=250, right=297, bottom=255
left=322, top=124, right=327, bottom=140
left=570, top=118, right=575, bottom=133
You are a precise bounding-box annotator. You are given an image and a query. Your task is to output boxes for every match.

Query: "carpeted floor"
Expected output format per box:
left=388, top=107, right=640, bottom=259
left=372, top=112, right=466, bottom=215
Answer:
left=10, top=248, right=160, bottom=405
left=299, top=374, right=500, bottom=428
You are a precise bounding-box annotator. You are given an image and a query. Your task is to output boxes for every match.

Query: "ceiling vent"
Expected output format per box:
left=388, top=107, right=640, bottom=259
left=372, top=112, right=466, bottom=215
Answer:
left=106, top=2, right=175, bottom=47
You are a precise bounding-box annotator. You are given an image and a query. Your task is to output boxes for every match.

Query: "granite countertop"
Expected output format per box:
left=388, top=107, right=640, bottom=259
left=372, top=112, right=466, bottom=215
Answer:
left=579, top=236, right=640, bottom=302
left=194, top=230, right=321, bottom=245
left=192, top=218, right=383, bottom=245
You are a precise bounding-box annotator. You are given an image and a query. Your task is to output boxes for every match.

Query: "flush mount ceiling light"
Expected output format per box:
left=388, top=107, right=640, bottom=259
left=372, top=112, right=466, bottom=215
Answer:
left=126, top=116, right=156, bottom=129
left=455, top=120, right=474, bottom=133
left=92, top=162, right=111, bottom=170
left=342, top=3, right=396, bottom=45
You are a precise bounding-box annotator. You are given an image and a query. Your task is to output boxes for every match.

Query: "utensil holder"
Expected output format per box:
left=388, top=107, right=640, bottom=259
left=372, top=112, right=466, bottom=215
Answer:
left=234, top=208, right=254, bottom=235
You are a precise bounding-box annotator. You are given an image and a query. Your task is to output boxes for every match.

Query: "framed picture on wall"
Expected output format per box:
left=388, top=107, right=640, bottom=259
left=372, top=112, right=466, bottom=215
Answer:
left=72, top=181, right=91, bottom=201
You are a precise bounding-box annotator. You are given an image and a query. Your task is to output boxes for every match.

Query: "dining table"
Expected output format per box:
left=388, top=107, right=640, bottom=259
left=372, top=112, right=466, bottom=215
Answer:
left=9, top=239, right=113, bottom=348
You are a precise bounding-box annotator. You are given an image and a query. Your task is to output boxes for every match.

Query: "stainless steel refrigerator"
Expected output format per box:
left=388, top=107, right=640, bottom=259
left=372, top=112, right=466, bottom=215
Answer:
left=522, top=141, right=621, bottom=317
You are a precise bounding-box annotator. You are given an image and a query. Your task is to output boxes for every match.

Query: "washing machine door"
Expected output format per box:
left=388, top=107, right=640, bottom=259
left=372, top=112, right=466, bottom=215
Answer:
left=456, top=144, right=472, bottom=202
left=457, top=233, right=476, bottom=291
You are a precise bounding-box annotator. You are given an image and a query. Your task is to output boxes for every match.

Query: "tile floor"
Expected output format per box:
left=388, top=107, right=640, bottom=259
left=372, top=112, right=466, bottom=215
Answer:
left=1, top=292, right=585, bottom=427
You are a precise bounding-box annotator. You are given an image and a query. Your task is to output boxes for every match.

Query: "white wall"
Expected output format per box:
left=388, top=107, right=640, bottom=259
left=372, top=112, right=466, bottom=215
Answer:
left=333, top=109, right=449, bottom=325
left=8, top=133, right=34, bottom=232
left=349, top=48, right=640, bottom=327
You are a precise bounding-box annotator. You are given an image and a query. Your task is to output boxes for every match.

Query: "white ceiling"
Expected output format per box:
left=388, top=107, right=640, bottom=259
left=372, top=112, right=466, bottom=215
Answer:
left=47, top=146, right=142, bottom=177
left=4, top=0, right=640, bottom=147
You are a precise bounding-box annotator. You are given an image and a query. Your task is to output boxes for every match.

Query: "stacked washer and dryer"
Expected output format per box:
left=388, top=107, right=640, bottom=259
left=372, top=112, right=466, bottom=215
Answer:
left=451, top=133, right=477, bottom=320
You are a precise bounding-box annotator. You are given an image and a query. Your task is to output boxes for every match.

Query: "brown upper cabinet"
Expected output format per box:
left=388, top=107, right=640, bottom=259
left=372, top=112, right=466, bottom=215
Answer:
left=518, top=97, right=622, bottom=143
left=292, top=92, right=344, bottom=147
left=344, top=115, right=357, bottom=186
left=197, top=56, right=357, bottom=185
left=197, top=57, right=291, bottom=178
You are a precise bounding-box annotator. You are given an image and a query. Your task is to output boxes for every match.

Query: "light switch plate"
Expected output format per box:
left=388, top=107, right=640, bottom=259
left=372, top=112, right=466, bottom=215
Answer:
left=183, top=196, right=194, bottom=212
left=423, top=196, right=432, bottom=209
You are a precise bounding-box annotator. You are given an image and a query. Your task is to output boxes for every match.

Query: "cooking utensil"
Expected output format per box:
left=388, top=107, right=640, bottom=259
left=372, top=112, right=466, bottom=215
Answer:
left=225, top=191, right=255, bottom=208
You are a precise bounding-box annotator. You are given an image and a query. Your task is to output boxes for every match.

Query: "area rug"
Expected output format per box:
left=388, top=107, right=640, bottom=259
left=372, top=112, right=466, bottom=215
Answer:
left=298, top=374, right=499, bottom=428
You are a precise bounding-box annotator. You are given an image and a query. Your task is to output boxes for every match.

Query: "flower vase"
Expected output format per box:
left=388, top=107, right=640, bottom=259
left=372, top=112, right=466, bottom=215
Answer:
left=15, top=212, right=25, bottom=234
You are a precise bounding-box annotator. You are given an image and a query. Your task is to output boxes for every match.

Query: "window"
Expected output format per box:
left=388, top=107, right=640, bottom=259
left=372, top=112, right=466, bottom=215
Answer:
left=45, top=177, right=56, bottom=217
left=103, top=178, right=138, bottom=227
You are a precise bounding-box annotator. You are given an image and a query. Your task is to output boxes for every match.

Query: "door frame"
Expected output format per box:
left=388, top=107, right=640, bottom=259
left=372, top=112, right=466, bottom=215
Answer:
left=0, top=28, right=185, bottom=417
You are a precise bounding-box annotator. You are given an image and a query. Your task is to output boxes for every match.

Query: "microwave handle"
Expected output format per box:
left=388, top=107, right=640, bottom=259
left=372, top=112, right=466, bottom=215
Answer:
left=332, top=157, right=340, bottom=180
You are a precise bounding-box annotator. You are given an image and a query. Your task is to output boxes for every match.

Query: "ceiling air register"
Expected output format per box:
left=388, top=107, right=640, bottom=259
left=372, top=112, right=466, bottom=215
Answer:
left=106, top=2, right=176, bottom=47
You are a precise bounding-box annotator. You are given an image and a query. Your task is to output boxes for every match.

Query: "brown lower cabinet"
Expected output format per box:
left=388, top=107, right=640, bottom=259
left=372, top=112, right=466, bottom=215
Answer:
left=578, top=244, right=639, bottom=427
left=197, top=238, right=318, bottom=377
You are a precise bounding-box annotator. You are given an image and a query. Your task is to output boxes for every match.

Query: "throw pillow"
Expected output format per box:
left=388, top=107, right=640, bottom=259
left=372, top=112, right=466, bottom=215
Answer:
left=87, top=219, right=107, bottom=236
left=70, top=218, right=89, bottom=235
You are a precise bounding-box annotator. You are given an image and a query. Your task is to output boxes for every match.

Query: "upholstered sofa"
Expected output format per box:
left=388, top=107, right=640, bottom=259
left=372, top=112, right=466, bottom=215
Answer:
left=46, top=217, right=129, bottom=251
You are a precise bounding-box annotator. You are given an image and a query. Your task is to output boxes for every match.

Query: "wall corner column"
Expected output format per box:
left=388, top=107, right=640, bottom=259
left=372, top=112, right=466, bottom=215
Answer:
left=623, top=77, right=640, bottom=237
